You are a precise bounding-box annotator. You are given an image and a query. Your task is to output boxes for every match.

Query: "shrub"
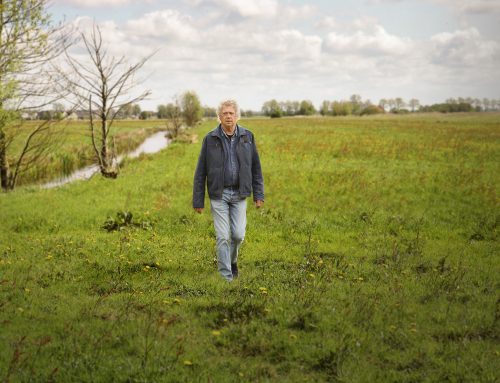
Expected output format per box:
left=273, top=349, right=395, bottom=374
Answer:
left=360, top=105, right=385, bottom=115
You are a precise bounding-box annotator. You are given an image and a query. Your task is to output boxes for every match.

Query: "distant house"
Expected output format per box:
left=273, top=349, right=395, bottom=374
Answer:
left=66, top=112, right=79, bottom=121
left=21, top=111, right=38, bottom=120
left=75, top=110, right=91, bottom=120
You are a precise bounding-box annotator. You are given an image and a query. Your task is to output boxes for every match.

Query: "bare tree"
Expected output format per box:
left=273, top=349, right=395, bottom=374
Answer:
left=62, top=23, right=153, bottom=178
left=394, top=97, right=406, bottom=111
left=494, top=99, right=500, bottom=111
left=408, top=98, right=420, bottom=112
left=378, top=99, right=388, bottom=112
left=387, top=99, right=396, bottom=112
left=0, top=0, right=73, bottom=191
left=165, top=98, right=183, bottom=139
left=482, top=98, right=491, bottom=111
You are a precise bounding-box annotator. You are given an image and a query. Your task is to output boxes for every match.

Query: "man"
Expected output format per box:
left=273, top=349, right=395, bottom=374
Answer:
left=193, top=99, right=264, bottom=282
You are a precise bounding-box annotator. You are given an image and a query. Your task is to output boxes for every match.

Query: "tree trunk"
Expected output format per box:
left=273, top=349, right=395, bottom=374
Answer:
left=0, top=128, right=9, bottom=191
left=100, top=117, right=108, bottom=170
left=0, top=1, right=7, bottom=191
left=99, top=116, right=116, bottom=178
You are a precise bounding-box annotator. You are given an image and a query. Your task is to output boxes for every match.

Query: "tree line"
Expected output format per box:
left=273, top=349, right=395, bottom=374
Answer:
left=33, top=95, right=500, bottom=121
left=261, top=95, right=500, bottom=117
left=29, top=93, right=218, bottom=123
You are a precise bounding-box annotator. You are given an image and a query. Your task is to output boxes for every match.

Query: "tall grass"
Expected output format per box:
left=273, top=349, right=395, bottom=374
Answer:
left=0, top=114, right=498, bottom=382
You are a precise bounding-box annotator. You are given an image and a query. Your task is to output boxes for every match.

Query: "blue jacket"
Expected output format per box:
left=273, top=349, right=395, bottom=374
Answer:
left=193, top=125, right=264, bottom=208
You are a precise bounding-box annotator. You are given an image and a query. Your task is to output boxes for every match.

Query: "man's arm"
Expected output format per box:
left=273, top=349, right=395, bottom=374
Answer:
left=193, top=137, right=208, bottom=212
left=251, top=133, right=264, bottom=207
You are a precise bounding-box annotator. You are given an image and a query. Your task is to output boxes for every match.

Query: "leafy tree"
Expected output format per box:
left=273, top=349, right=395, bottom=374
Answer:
left=139, top=110, right=154, bottom=120
left=360, top=105, right=384, bottom=115
left=262, top=99, right=282, bottom=118
left=331, top=101, right=352, bottom=116
left=37, top=110, right=53, bottom=120
left=320, top=100, right=331, bottom=116
left=350, top=94, right=363, bottom=115
left=117, top=103, right=141, bottom=119
left=241, top=109, right=254, bottom=117
left=52, top=103, right=66, bottom=120
left=282, top=100, right=299, bottom=116
left=116, top=103, right=134, bottom=119
left=419, top=102, right=473, bottom=113
left=203, top=106, right=217, bottom=118
left=180, top=91, right=202, bottom=127
left=0, top=0, right=71, bottom=190
left=132, top=104, right=141, bottom=117
left=157, top=104, right=168, bottom=119
left=473, top=98, right=482, bottom=111
left=299, top=100, right=316, bottom=116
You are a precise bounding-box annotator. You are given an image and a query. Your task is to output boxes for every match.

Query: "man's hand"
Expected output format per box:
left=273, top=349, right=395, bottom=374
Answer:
left=255, top=200, right=264, bottom=209
left=194, top=208, right=204, bottom=214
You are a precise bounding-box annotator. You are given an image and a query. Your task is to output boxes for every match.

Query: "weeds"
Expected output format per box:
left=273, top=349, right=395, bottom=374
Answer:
left=102, top=211, right=153, bottom=232
left=1, top=115, right=499, bottom=382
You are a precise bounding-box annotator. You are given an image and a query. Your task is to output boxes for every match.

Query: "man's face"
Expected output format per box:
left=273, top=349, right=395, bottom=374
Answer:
left=219, top=106, right=237, bottom=131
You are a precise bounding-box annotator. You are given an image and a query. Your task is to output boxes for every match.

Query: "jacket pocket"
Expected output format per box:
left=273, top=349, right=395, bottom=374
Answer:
left=207, top=142, right=222, bottom=167
left=238, top=142, right=252, bottom=165
left=207, top=167, right=222, bottom=197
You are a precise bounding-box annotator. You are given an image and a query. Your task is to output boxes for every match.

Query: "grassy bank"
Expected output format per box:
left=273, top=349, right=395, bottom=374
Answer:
left=0, top=114, right=499, bottom=382
left=6, top=119, right=165, bottom=187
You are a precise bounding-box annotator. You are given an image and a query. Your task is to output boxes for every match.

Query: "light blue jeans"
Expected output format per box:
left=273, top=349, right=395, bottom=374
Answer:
left=210, top=188, right=247, bottom=281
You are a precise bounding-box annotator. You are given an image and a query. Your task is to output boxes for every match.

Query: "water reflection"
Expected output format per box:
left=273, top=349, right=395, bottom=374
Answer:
left=42, top=130, right=170, bottom=189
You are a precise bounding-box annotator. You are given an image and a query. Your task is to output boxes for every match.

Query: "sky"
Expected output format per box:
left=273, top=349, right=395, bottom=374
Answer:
left=50, top=0, right=500, bottom=111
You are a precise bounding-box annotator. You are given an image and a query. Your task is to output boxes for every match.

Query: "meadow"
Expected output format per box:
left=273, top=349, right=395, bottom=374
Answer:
left=6, top=119, right=164, bottom=186
left=0, top=114, right=498, bottom=382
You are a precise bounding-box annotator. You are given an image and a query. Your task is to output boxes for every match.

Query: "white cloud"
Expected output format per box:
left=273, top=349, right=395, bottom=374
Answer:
left=59, top=0, right=132, bottom=6
left=208, top=27, right=322, bottom=61
left=352, top=16, right=380, bottom=31
left=430, top=0, right=500, bottom=14
left=366, top=0, right=404, bottom=5
left=323, top=25, right=410, bottom=56
left=197, top=0, right=279, bottom=18
left=316, top=16, right=337, bottom=30
left=430, top=27, right=500, bottom=67
left=56, top=0, right=500, bottom=109
left=460, top=0, right=500, bottom=14
left=281, top=4, right=315, bottom=20
left=125, top=10, right=199, bottom=42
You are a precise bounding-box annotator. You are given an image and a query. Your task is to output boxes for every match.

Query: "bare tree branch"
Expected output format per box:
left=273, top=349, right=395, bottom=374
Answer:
left=61, top=22, right=154, bottom=178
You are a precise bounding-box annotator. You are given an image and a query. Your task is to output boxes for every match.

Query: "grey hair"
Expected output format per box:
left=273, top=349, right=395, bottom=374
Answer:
left=217, top=99, right=241, bottom=120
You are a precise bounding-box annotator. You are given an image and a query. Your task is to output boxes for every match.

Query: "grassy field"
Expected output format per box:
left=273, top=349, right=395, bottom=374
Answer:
left=5, top=119, right=165, bottom=186
left=0, top=114, right=499, bottom=382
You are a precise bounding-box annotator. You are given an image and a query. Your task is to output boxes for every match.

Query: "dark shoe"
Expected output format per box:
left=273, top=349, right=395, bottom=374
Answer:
left=231, top=263, right=239, bottom=278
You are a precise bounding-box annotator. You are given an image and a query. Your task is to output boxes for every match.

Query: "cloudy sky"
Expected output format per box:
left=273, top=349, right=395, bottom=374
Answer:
left=51, top=0, right=500, bottom=111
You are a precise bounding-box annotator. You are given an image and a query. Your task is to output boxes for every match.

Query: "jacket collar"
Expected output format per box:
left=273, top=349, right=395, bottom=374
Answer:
left=210, top=124, right=247, bottom=138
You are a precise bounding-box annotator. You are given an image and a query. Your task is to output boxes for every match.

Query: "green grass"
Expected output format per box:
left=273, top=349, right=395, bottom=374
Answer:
left=0, top=114, right=499, bottom=382
left=5, top=119, right=165, bottom=186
